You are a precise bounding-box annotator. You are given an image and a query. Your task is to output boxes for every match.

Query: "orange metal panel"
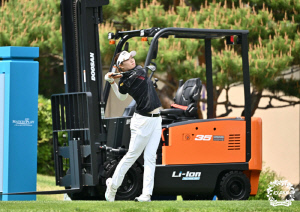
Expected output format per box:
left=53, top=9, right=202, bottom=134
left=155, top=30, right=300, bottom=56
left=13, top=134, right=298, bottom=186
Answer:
left=249, top=117, right=262, bottom=171
left=244, top=170, right=261, bottom=195
left=162, top=120, right=246, bottom=165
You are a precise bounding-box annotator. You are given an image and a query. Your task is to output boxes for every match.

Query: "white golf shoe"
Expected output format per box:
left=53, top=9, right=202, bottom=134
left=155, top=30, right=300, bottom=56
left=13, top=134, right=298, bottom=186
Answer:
left=135, top=194, right=151, bottom=202
left=105, top=178, right=116, bottom=202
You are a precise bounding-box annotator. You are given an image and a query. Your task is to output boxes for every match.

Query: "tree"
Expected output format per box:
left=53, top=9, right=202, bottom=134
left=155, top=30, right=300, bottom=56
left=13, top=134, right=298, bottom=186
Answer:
left=120, top=0, right=300, bottom=117
left=188, top=0, right=300, bottom=24
left=1, top=0, right=299, bottom=116
left=0, top=0, right=64, bottom=97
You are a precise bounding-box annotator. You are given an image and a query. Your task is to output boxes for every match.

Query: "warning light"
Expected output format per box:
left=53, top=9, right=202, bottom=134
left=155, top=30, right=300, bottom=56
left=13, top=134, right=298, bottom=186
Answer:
left=141, top=37, right=148, bottom=41
left=226, top=36, right=234, bottom=45
left=109, top=40, right=116, bottom=45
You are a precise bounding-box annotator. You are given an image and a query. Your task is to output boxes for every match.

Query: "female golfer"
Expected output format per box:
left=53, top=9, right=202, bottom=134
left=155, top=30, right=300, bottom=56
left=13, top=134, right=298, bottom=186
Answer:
left=104, top=50, right=162, bottom=202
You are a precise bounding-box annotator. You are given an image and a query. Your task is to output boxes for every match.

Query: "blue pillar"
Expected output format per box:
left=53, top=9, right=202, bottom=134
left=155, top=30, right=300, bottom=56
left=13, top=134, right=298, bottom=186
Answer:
left=0, top=46, right=39, bottom=201
left=0, top=73, right=4, bottom=197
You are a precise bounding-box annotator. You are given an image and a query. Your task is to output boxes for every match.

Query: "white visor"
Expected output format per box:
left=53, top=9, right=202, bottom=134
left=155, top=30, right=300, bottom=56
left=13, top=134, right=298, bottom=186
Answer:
left=116, top=51, right=136, bottom=68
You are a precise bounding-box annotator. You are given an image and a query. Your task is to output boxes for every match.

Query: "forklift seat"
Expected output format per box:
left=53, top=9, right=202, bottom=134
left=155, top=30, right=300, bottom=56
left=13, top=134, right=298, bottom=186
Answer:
left=160, top=78, right=202, bottom=124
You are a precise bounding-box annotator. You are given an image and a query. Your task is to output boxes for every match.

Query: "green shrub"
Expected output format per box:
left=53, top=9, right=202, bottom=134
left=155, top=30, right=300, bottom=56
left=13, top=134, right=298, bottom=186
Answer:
left=37, top=95, right=54, bottom=175
left=249, top=166, right=284, bottom=200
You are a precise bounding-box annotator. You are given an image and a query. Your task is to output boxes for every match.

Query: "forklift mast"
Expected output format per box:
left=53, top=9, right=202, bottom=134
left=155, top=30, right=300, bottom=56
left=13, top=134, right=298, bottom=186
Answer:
left=51, top=0, right=109, bottom=190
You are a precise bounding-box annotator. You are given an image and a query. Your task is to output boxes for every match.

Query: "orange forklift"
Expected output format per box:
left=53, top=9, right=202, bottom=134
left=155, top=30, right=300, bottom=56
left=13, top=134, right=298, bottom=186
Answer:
left=100, top=27, right=262, bottom=200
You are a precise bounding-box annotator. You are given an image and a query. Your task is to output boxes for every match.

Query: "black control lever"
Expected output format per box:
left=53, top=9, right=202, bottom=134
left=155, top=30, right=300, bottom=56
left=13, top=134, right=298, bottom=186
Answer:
left=99, top=145, right=128, bottom=155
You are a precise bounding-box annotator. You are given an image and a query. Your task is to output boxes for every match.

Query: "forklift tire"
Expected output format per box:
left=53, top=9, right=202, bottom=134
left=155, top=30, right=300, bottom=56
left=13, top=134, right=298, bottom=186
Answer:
left=217, top=171, right=250, bottom=200
left=101, top=159, right=143, bottom=200
left=182, top=193, right=214, bottom=200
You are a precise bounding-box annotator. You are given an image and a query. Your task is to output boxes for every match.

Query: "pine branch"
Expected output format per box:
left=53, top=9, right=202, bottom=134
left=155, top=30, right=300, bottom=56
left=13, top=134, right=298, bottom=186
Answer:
left=215, top=95, right=300, bottom=111
left=217, top=105, right=233, bottom=117
left=280, top=66, right=300, bottom=77
left=258, top=104, right=300, bottom=110
left=49, top=62, right=64, bottom=67
left=153, top=74, right=177, bottom=90
left=261, top=95, right=300, bottom=104
left=229, top=82, right=244, bottom=88
left=39, top=53, right=63, bottom=61
left=200, top=98, right=207, bottom=103
left=258, top=95, right=300, bottom=109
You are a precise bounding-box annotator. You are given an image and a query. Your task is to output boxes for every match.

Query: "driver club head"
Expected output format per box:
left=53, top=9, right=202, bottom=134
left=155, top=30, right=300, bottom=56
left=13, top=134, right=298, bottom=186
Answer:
left=146, top=65, right=156, bottom=72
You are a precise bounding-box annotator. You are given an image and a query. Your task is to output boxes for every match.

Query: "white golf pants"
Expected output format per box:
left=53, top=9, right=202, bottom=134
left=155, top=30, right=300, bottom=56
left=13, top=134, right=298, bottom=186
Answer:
left=111, top=113, right=162, bottom=196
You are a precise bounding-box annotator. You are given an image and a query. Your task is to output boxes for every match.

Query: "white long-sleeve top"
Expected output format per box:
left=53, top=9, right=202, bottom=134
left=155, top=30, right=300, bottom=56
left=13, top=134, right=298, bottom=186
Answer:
left=110, top=82, right=128, bottom=101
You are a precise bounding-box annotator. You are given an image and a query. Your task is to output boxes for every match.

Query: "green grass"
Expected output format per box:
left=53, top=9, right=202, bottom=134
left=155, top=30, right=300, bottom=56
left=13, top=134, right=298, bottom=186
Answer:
left=36, top=174, right=64, bottom=201
left=1, top=200, right=299, bottom=212
left=0, top=174, right=299, bottom=211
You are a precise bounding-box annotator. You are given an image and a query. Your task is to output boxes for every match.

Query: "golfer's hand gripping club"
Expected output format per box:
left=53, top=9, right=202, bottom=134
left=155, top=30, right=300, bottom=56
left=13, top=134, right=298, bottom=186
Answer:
left=105, top=73, right=122, bottom=84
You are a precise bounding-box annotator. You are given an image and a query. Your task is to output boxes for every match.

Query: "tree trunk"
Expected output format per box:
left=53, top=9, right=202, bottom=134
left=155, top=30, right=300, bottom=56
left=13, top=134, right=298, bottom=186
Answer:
left=213, top=87, right=223, bottom=118
left=157, top=85, right=175, bottom=108
left=173, top=0, right=180, bottom=7
left=0, top=0, right=8, bottom=6
left=250, top=88, right=263, bottom=116
left=156, top=72, right=177, bottom=108
left=197, top=102, right=204, bottom=119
